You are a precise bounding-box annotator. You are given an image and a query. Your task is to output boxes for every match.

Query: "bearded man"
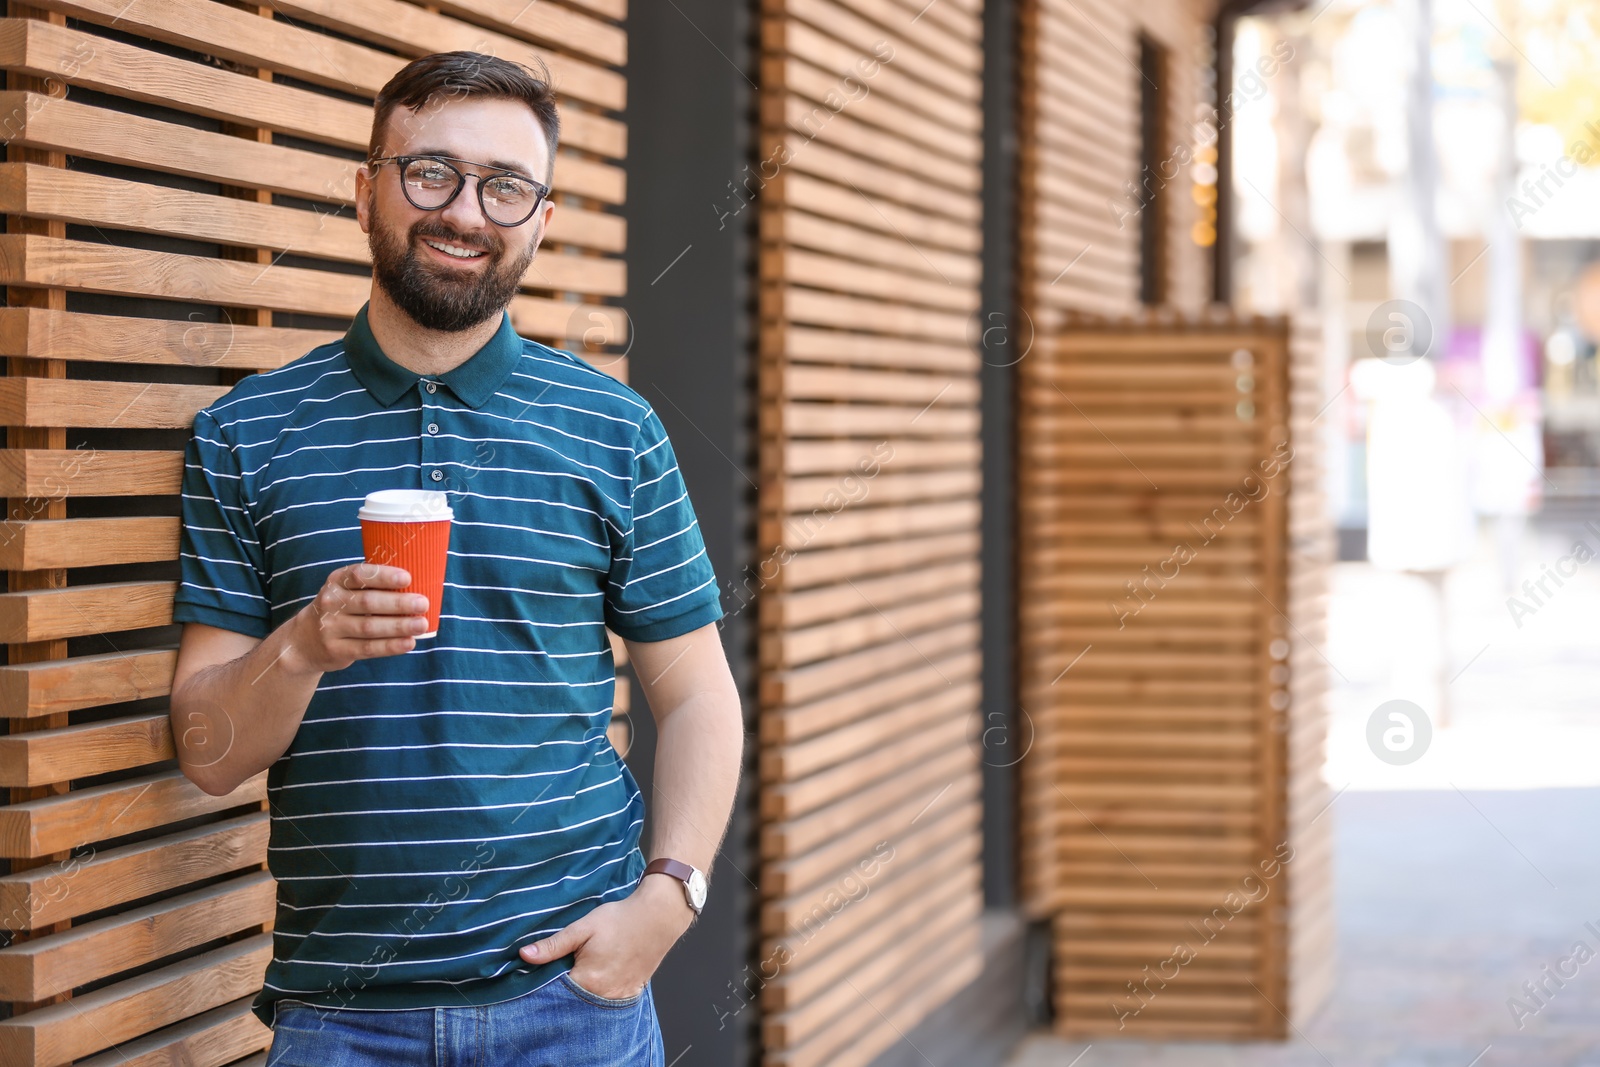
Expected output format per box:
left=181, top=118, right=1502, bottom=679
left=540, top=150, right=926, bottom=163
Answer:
left=168, top=50, right=742, bottom=1067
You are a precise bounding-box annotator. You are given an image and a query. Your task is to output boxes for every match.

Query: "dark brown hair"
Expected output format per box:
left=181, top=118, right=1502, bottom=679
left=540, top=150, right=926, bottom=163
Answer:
left=368, top=51, right=561, bottom=181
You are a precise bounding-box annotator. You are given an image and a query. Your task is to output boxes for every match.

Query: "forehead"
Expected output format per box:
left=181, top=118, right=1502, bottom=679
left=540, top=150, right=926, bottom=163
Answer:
left=380, top=96, right=550, bottom=177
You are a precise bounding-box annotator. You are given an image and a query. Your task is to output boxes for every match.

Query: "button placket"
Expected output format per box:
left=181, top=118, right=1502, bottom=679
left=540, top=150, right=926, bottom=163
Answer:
left=420, top=380, right=442, bottom=487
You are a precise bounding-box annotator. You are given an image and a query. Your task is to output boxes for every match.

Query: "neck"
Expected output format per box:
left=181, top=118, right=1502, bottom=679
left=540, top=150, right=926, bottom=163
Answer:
left=365, top=285, right=504, bottom=375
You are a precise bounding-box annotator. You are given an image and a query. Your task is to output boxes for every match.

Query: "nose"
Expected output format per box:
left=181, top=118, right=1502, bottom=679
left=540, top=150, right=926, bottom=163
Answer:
left=438, top=175, right=491, bottom=235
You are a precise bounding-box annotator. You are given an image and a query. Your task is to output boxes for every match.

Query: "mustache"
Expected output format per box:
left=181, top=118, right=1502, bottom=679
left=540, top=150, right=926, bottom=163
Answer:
left=411, top=221, right=500, bottom=256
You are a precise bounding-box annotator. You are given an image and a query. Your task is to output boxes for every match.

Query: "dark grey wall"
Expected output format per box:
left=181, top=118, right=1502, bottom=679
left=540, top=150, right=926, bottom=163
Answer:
left=621, top=3, right=761, bottom=1065
left=979, top=0, right=1021, bottom=910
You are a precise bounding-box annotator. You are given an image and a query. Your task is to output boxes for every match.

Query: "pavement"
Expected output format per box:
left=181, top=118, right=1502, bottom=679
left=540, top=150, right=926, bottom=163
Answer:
left=1008, top=513, right=1600, bottom=1067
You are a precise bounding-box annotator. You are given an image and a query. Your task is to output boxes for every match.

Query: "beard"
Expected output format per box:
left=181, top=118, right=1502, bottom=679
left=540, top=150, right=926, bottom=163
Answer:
left=368, top=198, right=538, bottom=333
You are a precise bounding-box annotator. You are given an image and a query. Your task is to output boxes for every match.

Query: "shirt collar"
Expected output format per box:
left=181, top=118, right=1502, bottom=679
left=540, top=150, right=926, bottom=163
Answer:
left=343, top=302, right=522, bottom=409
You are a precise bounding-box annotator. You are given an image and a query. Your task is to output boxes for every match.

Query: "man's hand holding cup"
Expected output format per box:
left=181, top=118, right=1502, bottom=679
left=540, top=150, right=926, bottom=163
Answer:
left=287, top=489, right=454, bottom=675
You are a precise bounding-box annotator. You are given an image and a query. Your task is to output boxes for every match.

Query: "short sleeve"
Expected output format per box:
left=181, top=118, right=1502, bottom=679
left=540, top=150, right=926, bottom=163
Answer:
left=604, top=408, right=724, bottom=642
left=171, top=408, right=272, bottom=639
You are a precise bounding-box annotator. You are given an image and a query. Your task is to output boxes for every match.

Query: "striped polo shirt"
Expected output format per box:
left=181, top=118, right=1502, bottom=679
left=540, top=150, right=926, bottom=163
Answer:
left=172, top=301, right=723, bottom=1025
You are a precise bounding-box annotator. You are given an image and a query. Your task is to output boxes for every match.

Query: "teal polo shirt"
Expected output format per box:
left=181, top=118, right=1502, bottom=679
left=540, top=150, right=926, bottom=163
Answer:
left=172, top=302, right=724, bottom=1025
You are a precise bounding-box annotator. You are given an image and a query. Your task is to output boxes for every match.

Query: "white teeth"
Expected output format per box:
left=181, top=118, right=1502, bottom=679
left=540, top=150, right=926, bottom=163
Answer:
left=424, top=239, right=485, bottom=259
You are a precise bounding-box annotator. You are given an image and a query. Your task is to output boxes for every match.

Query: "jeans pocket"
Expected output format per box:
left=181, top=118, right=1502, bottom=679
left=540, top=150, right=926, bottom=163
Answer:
left=271, top=999, right=319, bottom=1029
left=560, top=970, right=646, bottom=1008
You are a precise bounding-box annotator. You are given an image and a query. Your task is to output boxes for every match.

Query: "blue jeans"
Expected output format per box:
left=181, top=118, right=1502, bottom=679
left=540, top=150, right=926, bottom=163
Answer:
left=265, top=973, right=665, bottom=1066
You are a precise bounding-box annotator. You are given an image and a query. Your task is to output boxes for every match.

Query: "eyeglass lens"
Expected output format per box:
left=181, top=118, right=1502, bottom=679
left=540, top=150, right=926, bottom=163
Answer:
left=401, top=158, right=541, bottom=225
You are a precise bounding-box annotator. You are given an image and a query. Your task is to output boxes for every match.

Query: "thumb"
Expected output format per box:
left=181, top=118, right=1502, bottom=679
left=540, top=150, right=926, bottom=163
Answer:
left=521, top=922, right=587, bottom=964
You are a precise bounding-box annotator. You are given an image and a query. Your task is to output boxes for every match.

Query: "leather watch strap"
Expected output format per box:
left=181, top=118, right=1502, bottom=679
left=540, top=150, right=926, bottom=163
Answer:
left=643, top=857, right=694, bottom=883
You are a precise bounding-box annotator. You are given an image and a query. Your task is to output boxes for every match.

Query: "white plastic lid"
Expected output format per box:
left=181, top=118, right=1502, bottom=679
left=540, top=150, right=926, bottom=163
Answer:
left=357, top=489, right=453, bottom=522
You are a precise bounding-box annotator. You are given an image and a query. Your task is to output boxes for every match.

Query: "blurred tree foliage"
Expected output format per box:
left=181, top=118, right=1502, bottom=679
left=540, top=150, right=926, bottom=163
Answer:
left=1517, top=0, right=1600, bottom=164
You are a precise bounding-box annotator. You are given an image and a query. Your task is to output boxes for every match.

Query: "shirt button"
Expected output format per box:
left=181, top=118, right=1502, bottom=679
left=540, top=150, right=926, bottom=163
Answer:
left=430, top=469, right=443, bottom=482
left=424, top=381, right=437, bottom=394
left=427, top=422, right=439, bottom=435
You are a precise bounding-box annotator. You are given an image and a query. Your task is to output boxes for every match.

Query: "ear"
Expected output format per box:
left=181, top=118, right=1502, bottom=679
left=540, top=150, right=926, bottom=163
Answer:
left=527, top=197, right=556, bottom=254
left=354, top=163, right=374, bottom=234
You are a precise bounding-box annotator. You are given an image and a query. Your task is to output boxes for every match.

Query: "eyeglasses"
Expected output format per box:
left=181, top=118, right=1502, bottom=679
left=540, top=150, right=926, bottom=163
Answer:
left=368, top=154, right=551, bottom=227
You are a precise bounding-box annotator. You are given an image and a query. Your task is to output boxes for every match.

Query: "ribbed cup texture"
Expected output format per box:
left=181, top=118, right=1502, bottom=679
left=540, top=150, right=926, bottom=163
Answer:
left=360, top=518, right=452, bottom=637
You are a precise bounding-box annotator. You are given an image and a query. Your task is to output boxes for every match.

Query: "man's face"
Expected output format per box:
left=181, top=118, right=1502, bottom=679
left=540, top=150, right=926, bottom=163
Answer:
left=357, top=96, right=556, bottom=333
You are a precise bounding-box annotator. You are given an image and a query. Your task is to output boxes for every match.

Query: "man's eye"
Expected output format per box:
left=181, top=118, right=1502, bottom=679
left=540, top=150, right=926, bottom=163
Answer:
left=486, top=178, right=531, bottom=201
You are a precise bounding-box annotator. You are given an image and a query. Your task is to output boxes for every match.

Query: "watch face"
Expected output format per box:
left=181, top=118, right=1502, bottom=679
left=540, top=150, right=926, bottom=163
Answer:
left=687, top=868, right=708, bottom=910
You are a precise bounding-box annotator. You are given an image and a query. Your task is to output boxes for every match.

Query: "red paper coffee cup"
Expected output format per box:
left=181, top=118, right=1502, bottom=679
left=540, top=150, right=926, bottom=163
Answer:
left=358, top=490, right=452, bottom=639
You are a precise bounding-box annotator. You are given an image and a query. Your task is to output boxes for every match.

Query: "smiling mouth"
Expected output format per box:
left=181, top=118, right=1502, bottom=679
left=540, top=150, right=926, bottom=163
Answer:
left=422, top=237, right=488, bottom=261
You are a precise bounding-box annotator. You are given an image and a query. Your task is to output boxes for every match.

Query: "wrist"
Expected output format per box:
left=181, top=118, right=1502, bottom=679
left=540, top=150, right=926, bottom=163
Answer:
left=637, top=870, right=697, bottom=927
left=275, top=608, right=323, bottom=679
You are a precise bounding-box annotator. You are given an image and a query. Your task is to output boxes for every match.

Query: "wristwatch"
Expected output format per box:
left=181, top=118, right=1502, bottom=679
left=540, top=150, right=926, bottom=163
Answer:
left=642, top=857, right=707, bottom=916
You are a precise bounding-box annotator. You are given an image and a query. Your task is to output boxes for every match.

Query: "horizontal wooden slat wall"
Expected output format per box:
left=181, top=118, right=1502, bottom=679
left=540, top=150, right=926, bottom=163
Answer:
left=1285, top=314, right=1334, bottom=1025
left=1015, top=311, right=1331, bottom=1038
left=756, top=0, right=986, bottom=1064
left=1017, top=0, right=1213, bottom=329
left=0, top=2, right=628, bottom=1062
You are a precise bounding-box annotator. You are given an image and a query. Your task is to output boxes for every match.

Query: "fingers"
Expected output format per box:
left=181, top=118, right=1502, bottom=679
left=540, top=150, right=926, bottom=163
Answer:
left=341, top=562, right=412, bottom=590
left=323, top=564, right=428, bottom=620
left=296, top=564, right=431, bottom=671
left=521, top=920, right=589, bottom=964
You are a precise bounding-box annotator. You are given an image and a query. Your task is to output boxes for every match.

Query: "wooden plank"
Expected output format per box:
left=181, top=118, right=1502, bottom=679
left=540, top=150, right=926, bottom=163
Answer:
left=21, top=0, right=625, bottom=159
left=760, top=857, right=974, bottom=1010
left=766, top=207, right=978, bottom=286
left=767, top=17, right=979, bottom=135
left=0, top=711, right=172, bottom=787
left=768, top=922, right=980, bottom=1067
left=765, top=772, right=979, bottom=897
left=0, top=448, right=180, bottom=499
left=0, top=376, right=224, bottom=430
left=0, top=580, right=177, bottom=644
left=766, top=558, right=977, bottom=628
left=767, top=588, right=977, bottom=669
left=0, top=647, right=176, bottom=721
left=767, top=284, right=970, bottom=342
left=0, top=872, right=274, bottom=1001
left=263, top=0, right=625, bottom=111
left=762, top=679, right=972, bottom=783
left=71, top=997, right=269, bottom=1067
left=763, top=247, right=979, bottom=312
left=764, top=893, right=978, bottom=1046
left=763, top=54, right=982, bottom=178
left=779, top=0, right=980, bottom=90
left=781, top=171, right=979, bottom=256
left=0, top=307, right=335, bottom=372
left=779, top=0, right=982, bottom=76
left=0, top=20, right=624, bottom=193
left=0, top=16, right=370, bottom=151
left=775, top=399, right=977, bottom=439
left=0, top=934, right=273, bottom=1066
left=427, top=0, right=626, bottom=66
left=0, top=769, right=267, bottom=859
left=763, top=649, right=977, bottom=744
left=0, top=813, right=268, bottom=931
left=0, top=516, right=176, bottom=570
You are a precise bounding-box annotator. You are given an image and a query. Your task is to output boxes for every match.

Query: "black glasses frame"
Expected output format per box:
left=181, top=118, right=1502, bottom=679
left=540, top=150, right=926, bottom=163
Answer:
left=368, top=154, right=552, bottom=227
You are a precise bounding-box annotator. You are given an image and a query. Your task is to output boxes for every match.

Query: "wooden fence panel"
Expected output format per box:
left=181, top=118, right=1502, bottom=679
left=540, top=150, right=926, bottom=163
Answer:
left=1015, top=311, right=1332, bottom=1038
left=756, top=0, right=987, bottom=1064
left=1017, top=0, right=1213, bottom=332
left=0, top=2, right=629, bottom=1061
